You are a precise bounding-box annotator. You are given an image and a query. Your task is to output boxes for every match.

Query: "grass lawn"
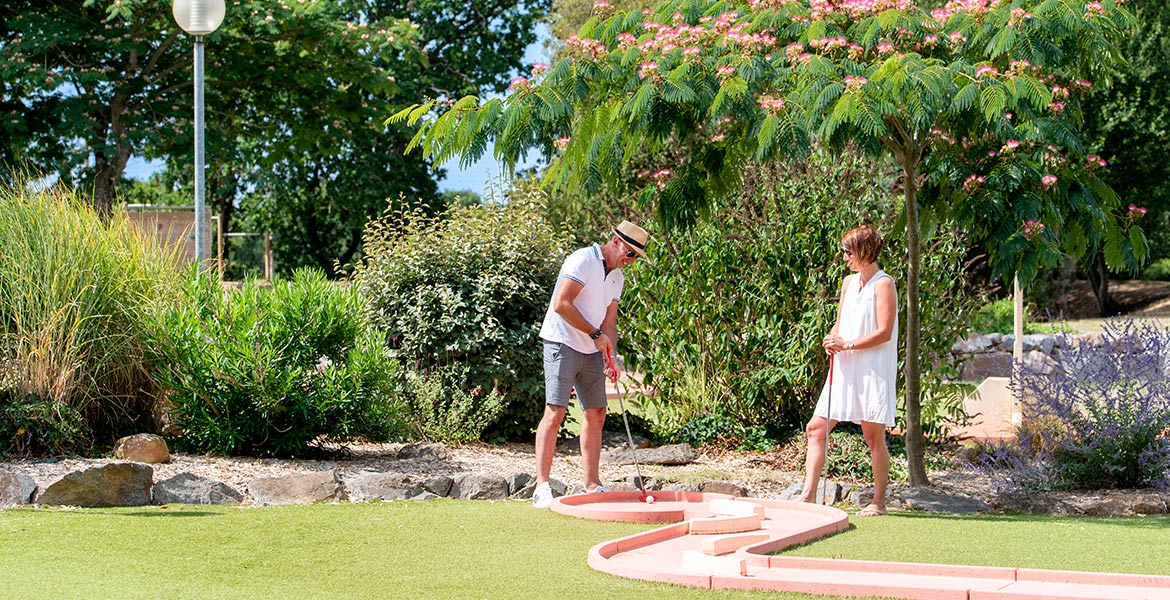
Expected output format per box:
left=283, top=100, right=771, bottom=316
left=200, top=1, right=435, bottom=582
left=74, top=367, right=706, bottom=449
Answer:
left=2, top=500, right=1169, bottom=600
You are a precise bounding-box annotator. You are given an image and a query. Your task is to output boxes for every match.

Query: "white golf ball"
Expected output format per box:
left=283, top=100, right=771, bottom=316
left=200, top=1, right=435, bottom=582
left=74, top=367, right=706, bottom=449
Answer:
left=644, top=495, right=656, bottom=504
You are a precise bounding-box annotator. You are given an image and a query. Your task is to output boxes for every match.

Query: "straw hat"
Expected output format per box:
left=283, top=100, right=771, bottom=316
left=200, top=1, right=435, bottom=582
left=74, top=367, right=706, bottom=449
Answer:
left=613, top=220, right=650, bottom=258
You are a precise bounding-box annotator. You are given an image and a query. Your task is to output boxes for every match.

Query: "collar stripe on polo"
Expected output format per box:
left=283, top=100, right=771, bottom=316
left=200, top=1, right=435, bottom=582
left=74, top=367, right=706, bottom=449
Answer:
left=614, top=229, right=645, bottom=250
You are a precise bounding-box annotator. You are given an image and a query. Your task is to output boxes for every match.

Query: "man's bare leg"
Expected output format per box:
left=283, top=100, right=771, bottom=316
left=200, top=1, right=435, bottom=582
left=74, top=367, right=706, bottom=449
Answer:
left=580, top=406, right=607, bottom=490
left=535, top=404, right=566, bottom=484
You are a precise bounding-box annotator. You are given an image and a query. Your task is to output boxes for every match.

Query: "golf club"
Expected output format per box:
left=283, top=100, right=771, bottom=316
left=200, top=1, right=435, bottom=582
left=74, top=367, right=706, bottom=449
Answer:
left=821, top=353, right=834, bottom=506
left=606, top=348, right=651, bottom=503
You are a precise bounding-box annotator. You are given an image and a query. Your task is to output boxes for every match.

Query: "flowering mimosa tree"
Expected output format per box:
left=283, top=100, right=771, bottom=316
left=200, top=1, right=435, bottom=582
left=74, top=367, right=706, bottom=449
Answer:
left=392, top=0, right=1142, bottom=485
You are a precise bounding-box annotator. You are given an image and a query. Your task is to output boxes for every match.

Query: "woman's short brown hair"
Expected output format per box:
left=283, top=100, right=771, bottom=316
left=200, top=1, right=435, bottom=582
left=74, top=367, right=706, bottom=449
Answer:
left=841, top=225, right=883, bottom=263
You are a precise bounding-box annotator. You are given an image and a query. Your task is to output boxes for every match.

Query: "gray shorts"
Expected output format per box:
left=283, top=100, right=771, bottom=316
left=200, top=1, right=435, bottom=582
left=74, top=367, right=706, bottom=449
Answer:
left=543, top=340, right=608, bottom=410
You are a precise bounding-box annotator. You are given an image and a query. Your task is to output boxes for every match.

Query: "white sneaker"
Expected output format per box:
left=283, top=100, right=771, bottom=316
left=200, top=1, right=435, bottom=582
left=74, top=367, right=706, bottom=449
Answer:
left=532, top=482, right=553, bottom=509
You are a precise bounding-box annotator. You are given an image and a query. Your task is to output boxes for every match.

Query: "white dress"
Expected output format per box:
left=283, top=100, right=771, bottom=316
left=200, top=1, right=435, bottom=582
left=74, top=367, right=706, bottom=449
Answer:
left=813, top=270, right=898, bottom=426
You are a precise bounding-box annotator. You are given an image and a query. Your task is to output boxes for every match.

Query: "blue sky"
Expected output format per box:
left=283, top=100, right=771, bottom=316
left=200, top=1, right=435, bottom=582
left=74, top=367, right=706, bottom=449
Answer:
left=127, top=26, right=552, bottom=196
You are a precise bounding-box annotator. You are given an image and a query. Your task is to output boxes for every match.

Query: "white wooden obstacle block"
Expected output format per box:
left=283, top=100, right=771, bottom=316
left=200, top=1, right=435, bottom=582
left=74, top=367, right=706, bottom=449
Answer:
left=682, top=550, right=748, bottom=576
left=702, top=532, right=772, bottom=556
left=706, top=498, right=765, bottom=518
left=689, top=513, right=763, bottom=534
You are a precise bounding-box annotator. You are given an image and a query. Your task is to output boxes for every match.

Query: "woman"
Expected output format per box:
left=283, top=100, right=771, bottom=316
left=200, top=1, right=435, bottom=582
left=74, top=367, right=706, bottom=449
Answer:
left=798, top=225, right=898, bottom=516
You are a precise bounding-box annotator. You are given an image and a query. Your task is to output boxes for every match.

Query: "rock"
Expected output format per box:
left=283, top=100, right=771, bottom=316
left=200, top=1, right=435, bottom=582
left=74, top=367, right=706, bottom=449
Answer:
left=112, top=433, right=170, bottom=464
left=153, top=473, right=243, bottom=505
left=602, top=443, right=697, bottom=466
left=1022, top=350, right=1057, bottom=376
left=1021, top=334, right=1049, bottom=353
left=849, top=487, right=874, bottom=508
left=994, top=491, right=1080, bottom=515
left=1067, top=492, right=1168, bottom=516
left=247, top=471, right=344, bottom=505
left=627, top=475, right=660, bottom=491
left=36, top=463, right=153, bottom=507
left=967, top=335, right=996, bottom=353
left=406, top=491, right=440, bottom=501
left=699, top=481, right=749, bottom=497
left=958, top=352, right=1014, bottom=381
left=779, top=482, right=840, bottom=504
left=777, top=483, right=804, bottom=501
left=450, top=473, right=508, bottom=500
left=346, top=472, right=422, bottom=502
left=0, top=469, right=37, bottom=505
left=900, top=487, right=992, bottom=514
left=397, top=443, right=449, bottom=461
left=422, top=476, right=453, bottom=497
left=504, top=473, right=533, bottom=496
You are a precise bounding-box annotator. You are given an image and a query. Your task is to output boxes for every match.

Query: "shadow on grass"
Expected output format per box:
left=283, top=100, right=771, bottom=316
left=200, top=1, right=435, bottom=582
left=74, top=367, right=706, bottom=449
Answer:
left=17, top=506, right=221, bottom=518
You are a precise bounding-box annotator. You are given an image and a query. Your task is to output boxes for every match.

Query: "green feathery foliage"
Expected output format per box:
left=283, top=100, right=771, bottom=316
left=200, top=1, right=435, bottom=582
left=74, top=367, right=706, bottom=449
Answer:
left=393, top=0, right=1139, bottom=485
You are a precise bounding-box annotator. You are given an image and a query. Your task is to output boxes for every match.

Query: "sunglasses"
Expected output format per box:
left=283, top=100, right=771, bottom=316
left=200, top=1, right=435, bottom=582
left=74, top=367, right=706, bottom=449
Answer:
left=622, top=240, right=639, bottom=259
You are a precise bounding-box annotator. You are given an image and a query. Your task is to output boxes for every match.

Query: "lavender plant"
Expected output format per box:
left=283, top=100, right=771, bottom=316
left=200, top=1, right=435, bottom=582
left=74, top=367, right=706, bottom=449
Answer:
left=1004, top=319, right=1170, bottom=490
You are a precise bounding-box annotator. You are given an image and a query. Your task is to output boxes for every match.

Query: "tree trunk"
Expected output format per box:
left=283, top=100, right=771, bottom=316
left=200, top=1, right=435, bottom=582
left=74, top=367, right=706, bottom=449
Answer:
left=1086, top=251, right=1121, bottom=317
left=90, top=93, right=132, bottom=222
left=902, top=158, right=929, bottom=487
left=211, top=169, right=238, bottom=275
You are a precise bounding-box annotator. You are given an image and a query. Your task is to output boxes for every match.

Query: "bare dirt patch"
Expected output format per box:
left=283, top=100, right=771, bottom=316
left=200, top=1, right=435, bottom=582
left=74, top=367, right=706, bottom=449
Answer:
left=1059, top=279, right=1170, bottom=319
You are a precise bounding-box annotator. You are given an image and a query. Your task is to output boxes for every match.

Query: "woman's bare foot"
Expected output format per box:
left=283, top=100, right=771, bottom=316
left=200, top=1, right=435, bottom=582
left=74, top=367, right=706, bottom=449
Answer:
left=857, top=503, right=888, bottom=516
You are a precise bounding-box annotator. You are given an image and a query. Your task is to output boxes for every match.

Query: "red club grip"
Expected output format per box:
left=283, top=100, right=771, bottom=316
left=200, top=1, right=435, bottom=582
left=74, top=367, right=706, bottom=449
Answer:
left=604, top=348, right=618, bottom=383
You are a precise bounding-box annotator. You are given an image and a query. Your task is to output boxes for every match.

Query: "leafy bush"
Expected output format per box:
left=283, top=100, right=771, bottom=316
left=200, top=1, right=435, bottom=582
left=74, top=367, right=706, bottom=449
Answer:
left=0, top=177, right=182, bottom=456
left=353, top=201, right=572, bottom=441
left=912, top=381, right=976, bottom=445
left=623, top=148, right=979, bottom=442
left=673, top=413, right=775, bottom=451
left=148, top=269, right=403, bottom=457
left=820, top=426, right=907, bottom=482
left=604, top=409, right=655, bottom=444
left=402, top=364, right=507, bottom=443
left=1142, top=258, right=1170, bottom=281
left=969, top=298, right=1064, bottom=335
left=986, top=319, right=1170, bottom=490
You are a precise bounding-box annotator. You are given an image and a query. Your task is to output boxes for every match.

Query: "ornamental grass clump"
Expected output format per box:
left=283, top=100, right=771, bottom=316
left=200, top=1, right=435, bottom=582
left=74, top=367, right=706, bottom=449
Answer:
left=0, top=177, right=182, bottom=456
left=989, top=319, right=1170, bottom=490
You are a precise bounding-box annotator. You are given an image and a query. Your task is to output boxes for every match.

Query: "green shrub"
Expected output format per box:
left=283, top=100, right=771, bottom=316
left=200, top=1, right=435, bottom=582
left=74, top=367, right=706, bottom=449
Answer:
left=353, top=201, right=572, bottom=441
left=969, top=298, right=1064, bottom=335
left=822, top=427, right=908, bottom=482
left=673, top=412, right=775, bottom=451
left=913, top=381, right=976, bottom=445
left=147, top=269, right=403, bottom=457
left=402, top=364, right=507, bottom=444
left=0, top=177, right=182, bottom=456
left=1142, top=258, right=1170, bottom=281
left=604, top=409, right=656, bottom=444
left=622, top=148, right=978, bottom=442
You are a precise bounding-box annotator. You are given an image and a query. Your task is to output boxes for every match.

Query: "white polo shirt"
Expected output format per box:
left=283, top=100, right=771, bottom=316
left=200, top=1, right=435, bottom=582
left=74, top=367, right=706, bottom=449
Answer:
left=539, top=244, right=624, bottom=354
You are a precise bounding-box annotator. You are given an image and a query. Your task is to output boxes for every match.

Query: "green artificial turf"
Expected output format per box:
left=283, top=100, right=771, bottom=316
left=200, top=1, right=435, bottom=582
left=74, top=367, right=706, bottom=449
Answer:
left=785, top=509, right=1170, bottom=576
left=1, top=500, right=1168, bottom=600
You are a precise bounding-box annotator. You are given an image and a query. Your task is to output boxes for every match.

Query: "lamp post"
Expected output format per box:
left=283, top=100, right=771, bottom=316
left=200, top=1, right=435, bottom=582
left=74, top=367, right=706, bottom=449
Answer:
left=172, top=0, right=225, bottom=270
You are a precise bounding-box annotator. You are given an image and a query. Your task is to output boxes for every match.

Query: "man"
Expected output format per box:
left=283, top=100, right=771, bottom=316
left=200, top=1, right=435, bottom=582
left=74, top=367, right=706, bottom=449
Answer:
left=531, top=220, right=650, bottom=508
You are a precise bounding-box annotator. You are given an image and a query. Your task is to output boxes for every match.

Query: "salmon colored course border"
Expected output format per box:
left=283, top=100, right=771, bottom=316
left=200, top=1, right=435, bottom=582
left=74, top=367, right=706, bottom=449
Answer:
left=551, top=492, right=1170, bottom=600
